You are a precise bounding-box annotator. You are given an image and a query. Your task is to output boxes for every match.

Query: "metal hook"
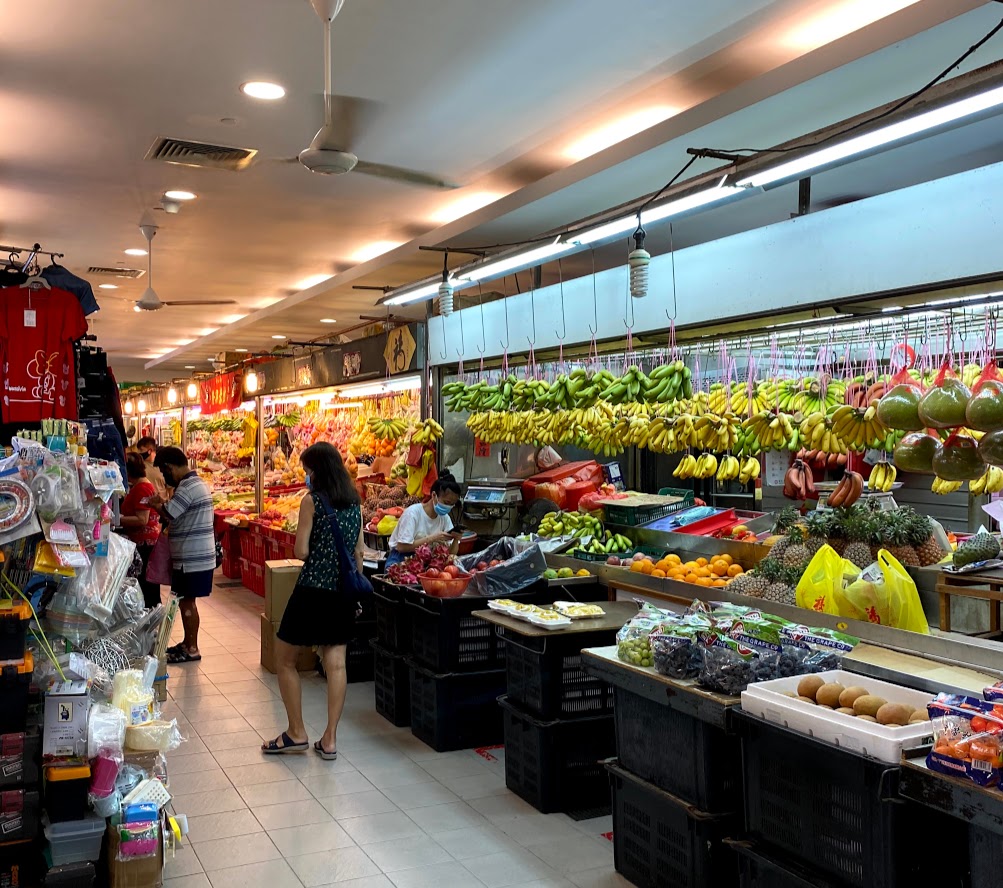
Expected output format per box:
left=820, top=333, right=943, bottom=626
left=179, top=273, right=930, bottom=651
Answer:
left=527, top=284, right=537, bottom=350
left=476, top=282, right=486, bottom=356
left=555, top=258, right=566, bottom=342
left=587, top=249, right=598, bottom=339
left=438, top=314, right=448, bottom=360
left=456, top=309, right=466, bottom=359
left=500, top=276, right=511, bottom=353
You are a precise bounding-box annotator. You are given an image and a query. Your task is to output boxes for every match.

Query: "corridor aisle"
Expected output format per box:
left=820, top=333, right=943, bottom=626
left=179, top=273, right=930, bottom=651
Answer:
left=161, top=583, right=624, bottom=888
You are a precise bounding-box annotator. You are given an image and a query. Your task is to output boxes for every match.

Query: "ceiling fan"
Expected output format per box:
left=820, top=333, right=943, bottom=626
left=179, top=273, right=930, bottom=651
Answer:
left=277, top=0, right=458, bottom=189
left=107, top=225, right=238, bottom=312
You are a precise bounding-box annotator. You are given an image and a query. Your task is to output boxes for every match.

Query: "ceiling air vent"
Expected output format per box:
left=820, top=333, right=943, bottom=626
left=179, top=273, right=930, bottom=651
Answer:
left=145, top=137, right=257, bottom=172
left=87, top=266, right=146, bottom=279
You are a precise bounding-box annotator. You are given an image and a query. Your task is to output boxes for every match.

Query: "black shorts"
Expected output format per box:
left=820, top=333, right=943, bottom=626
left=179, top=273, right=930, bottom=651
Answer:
left=171, top=568, right=214, bottom=599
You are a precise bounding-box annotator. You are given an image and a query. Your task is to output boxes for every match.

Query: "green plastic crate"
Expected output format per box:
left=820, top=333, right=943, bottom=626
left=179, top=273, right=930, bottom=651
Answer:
left=604, top=489, right=694, bottom=527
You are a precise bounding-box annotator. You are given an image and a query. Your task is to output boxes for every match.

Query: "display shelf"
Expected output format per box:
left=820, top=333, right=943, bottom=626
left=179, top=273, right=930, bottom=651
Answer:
left=899, top=755, right=1003, bottom=836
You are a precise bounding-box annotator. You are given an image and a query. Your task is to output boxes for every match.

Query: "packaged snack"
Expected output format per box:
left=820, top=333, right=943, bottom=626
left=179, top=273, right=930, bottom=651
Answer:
left=650, top=616, right=708, bottom=679
left=984, top=681, right=1003, bottom=703
left=927, top=694, right=1003, bottom=787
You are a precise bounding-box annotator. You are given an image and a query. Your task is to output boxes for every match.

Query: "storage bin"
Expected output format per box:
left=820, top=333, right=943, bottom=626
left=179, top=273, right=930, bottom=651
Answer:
left=729, top=838, right=839, bottom=888
left=607, top=760, right=738, bottom=888
left=970, top=824, right=1003, bottom=888
left=504, top=630, right=615, bottom=720
left=499, top=696, right=614, bottom=814
left=346, top=629, right=375, bottom=684
left=0, top=602, right=30, bottom=663
left=0, top=840, right=43, bottom=888
left=0, top=655, right=33, bottom=745
left=44, top=766, right=90, bottom=824
left=372, top=641, right=410, bottom=727
left=374, top=579, right=411, bottom=653
left=407, top=660, right=505, bottom=752
left=735, top=711, right=966, bottom=888
left=44, top=860, right=96, bottom=887
left=0, top=728, right=40, bottom=788
left=43, top=815, right=105, bottom=866
left=614, top=686, right=740, bottom=813
left=0, top=789, right=39, bottom=842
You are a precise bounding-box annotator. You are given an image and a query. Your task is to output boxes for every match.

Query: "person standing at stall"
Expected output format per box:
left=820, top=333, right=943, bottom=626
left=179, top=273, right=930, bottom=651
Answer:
left=119, top=452, right=162, bottom=608
left=148, top=447, right=215, bottom=664
left=262, top=442, right=363, bottom=759
left=137, top=435, right=169, bottom=501
left=384, top=474, right=463, bottom=569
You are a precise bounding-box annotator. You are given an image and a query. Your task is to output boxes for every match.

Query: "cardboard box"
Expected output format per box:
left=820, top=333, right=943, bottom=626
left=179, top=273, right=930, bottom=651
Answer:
left=264, top=559, right=303, bottom=622
left=106, top=819, right=164, bottom=888
left=43, top=681, right=91, bottom=758
left=259, top=613, right=317, bottom=674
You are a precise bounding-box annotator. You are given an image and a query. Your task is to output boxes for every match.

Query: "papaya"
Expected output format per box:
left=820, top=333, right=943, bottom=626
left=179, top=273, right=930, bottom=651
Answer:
left=978, top=429, right=1003, bottom=468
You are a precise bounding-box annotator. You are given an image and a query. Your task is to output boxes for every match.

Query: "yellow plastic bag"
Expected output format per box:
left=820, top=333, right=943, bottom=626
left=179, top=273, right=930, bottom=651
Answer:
left=795, top=545, right=843, bottom=615
left=833, top=549, right=929, bottom=634
left=376, top=515, right=398, bottom=535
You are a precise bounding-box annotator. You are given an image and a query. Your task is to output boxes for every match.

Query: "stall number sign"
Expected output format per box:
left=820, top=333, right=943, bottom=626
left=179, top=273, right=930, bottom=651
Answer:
left=343, top=351, right=362, bottom=378
left=385, top=326, right=416, bottom=374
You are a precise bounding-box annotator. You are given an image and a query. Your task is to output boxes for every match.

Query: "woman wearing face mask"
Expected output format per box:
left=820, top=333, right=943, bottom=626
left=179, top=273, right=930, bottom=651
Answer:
left=384, top=474, right=463, bottom=569
left=262, top=442, right=364, bottom=760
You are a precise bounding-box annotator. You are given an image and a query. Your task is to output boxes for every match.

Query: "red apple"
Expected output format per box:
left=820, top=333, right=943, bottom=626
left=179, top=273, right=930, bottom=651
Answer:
left=443, top=565, right=461, bottom=579
left=476, top=561, right=488, bottom=571
left=489, top=559, right=501, bottom=567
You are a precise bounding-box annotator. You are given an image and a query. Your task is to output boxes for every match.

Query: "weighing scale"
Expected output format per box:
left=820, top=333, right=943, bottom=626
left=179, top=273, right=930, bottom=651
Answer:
left=462, top=478, right=524, bottom=540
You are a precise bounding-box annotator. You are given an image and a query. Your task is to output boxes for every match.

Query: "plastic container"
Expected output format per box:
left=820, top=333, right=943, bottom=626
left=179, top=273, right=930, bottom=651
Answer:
left=44, top=861, right=96, bottom=887
left=607, top=760, right=737, bottom=888
left=44, top=765, right=91, bottom=823
left=0, top=789, right=39, bottom=842
left=504, top=631, right=615, bottom=720
left=43, top=815, right=106, bottom=866
left=407, top=660, right=505, bottom=752
left=0, top=653, right=33, bottom=734
left=406, top=591, right=507, bottom=673
left=0, top=602, right=30, bottom=663
left=372, top=640, right=410, bottom=727
left=604, top=490, right=694, bottom=527
left=730, top=838, right=839, bottom=888
left=374, top=579, right=411, bottom=653
left=417, top=572, right=473, bottom=598
left=0, top=728, right=41, bottom=788
left=346, top=631, right=375, bottom=684
left=614, top=686, right=740, bottom=813
left=740, top=669, right=935, bottom=764
left=499, top=696, right=614, bottom=814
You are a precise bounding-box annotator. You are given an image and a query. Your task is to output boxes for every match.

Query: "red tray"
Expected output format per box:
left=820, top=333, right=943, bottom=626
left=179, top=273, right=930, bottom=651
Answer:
left=675, top=508, right=738, bottom=536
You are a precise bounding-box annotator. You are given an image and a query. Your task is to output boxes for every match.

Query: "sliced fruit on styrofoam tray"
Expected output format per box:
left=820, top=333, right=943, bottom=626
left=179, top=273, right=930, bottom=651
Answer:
left=741, top=669, right=936, bottom=764
left=526, top=613, right=573, bottom=630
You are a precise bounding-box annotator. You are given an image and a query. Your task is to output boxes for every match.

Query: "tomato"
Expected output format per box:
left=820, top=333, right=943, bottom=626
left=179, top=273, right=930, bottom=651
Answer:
left=424, top=570, right=442, bottom=580
left=986, top=721, right=1003, bottom=736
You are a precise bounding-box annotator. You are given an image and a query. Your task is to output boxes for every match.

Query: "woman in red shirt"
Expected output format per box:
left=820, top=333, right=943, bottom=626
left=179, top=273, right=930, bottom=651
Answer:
left=120, top=452, right=161, bottom=607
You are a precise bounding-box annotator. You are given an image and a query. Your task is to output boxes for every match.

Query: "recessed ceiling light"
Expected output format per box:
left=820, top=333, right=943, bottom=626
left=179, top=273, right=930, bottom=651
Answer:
left=99, top=284, right=118, bottom=290
left=234, top=348, right=249, bottom=353
left=185, top=365, right=196, bottom=369
left=240, top=81, right=286, bottom=100
left=272, top=335, right=287, bottom=340
left=564, top=106, right=680, bottom=160
left=164, top=190, right=197, bottom=201
left=133, top=305, right=142, bottom=313
left=124, top=248, right=148, bottom=256
left=294, top=273, right=332, bottom=291
left=352, top=241, right=402, bottom=263
left=320, top=318, right=337, bottom=324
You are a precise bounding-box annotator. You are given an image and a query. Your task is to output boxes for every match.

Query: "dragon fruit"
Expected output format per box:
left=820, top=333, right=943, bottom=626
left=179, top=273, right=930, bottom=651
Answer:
left=385, top=543, right=454, bottom=585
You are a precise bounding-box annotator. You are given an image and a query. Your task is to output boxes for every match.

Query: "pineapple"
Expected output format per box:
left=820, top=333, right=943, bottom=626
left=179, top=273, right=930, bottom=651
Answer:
left=803, top=511, right=830, bottom=555
left=843, top=513, right=874, bottom=569
left=823, top=509, right=847, bottom=555
left=906, top=510, right=946, bottom=567
left=773, top=507, right=801, bottom=535
left=883, top=512, right=920, bottom=567
left=769, top=537, right=792, bottom=561
left=728, top=572, right=765, bottom=598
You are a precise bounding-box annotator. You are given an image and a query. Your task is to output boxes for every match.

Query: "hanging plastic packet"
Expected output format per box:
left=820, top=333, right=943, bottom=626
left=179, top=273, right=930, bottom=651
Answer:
left=877, top=364, right=925, bottom=432
left=70, top=532, right=135, bottom=625
left=86, top=460, right=126, bottom=501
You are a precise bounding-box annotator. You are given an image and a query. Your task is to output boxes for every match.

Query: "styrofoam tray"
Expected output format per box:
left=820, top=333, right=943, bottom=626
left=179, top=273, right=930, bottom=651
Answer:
left=741, top=669, right=935, bottom=763
left=526, top=613, right=573, bottom=630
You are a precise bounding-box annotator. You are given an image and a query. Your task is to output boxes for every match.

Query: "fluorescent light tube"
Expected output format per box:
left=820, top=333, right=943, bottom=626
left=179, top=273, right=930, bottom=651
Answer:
left=738, top=84, right=1003, bottom=188
left=384, top=282, right=440, bottom=306
left=460, top=241, right=574, bottom=283
left=335, top=375, right=421, bottom=398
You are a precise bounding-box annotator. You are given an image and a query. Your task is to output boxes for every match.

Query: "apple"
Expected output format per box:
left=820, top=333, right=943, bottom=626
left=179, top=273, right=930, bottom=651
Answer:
left=606, top=555, right=621, bottom=566
left=443, top=565, right=462, bottom=579
left=489, top=559, right=502, bottom=567
left=476, top=561, right=488, bottom=571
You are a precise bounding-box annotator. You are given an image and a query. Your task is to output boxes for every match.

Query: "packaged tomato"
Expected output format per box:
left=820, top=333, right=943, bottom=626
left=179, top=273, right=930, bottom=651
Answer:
left=927, top=694, right=1003, bottom=787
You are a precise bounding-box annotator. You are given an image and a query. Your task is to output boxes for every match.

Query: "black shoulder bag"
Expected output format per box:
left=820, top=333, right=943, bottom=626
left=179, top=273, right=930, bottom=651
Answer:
left=315, top=494, right=373, bottom=600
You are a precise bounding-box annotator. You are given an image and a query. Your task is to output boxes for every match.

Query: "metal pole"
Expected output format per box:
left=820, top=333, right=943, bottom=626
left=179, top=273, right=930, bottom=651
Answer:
left=255, top=395, right=265, bottom=515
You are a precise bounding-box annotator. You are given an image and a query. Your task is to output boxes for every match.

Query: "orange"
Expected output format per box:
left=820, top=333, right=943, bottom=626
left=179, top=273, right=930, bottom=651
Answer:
left=696, top=566, right=711, bottom=578
left=696, top=557, right=708, bottom=567
left=712, top=578, right=728, bottom=587
left=667, top=554, right=682, bottom=565
left=684, top=561, right=699, bottom=570
left=710, top=561, right=728, bottom=577
left=640, top=561, right=654, bottom=575
left=651, top=569, right=666, bottom=578
left=727, top=564, right=744, bottom=577
left=630, top=561, right=645, bottom=574
left=655, top=560, right=671, bottom=573
left=697, top=577, right=713, bottom=587
left=718, top=554, right=733, bottom=565
left=684, top=573, right=698, bottom=584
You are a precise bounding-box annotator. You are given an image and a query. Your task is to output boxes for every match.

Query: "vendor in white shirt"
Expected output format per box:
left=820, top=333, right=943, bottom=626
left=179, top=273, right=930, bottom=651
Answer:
left=385, top=474, right=462, bottom=568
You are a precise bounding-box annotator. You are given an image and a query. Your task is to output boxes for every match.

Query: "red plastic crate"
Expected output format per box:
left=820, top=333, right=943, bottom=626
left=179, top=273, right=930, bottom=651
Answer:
left=240, top=559, right=265, bottom=596
left=222, top=551, right=241, bottom=580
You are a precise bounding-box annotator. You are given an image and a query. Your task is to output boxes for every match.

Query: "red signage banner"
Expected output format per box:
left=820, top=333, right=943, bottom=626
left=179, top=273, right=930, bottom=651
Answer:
left=199, top=373, right=242, bottom=415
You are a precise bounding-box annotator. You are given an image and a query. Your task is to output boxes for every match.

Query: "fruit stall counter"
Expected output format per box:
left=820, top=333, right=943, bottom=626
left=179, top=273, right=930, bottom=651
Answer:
left=472, top=599, right=640, bottom=638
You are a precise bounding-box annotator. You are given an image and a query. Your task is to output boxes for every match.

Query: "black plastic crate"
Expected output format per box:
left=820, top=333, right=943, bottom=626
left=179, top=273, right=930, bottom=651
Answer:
left=407, top=660, right=505, bottom=752
left=504, top=630, right=616, bottom=721
left=614, top=686, right=740, bottom=813
left=970, top=825, right=1003, bottom=888
left=499, top=696, right=614, bottom=814
left=729, top=838, right=842, bottom=888
left=0, top=840, right=43, bottom=888
left=372, top=640, right=410, bottom=727
left=374, top=579, right=411, bottom=654
left=736, top=712, right=966, bottom=888
left=346, top=626, right=375, bottom=683
left=0, top=789, right=39, bottom=843
left=607, top=760, right=738, bottom=888
left=0, top=728, right=40, bottom=789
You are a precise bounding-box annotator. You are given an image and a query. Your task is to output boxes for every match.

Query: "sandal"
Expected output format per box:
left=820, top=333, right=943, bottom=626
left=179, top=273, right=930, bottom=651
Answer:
left=166, top=642, right=185, bottom=655
left=167, top=648, right=202, bottom=664
left=313, top=741, right=337, bottom=761
left=262, top=732, right=309, bottom=755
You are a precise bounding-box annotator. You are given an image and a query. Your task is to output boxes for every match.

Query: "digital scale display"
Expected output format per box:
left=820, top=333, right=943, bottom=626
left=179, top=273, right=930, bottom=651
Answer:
left=465, top=488, right=508, bottom=503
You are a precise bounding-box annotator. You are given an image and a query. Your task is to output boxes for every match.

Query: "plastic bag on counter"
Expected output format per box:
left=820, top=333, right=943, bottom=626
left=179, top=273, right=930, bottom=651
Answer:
left=834, top=549, right=929, bottom=633
left=456, top=538, right=547, bottom=597
left=43, top=588, right=98, bottom=646
left=71, top=531, right=136, bottom=625
left=650, top=614, right=711, bottom=679
left=697, top=633, right=779, bottom=696
left=125, top=720, right=185, bottom=754
left=112, top=578, right=146, bottom=629
left=31, top=451, right=83, bottom=521
left=112, top=669, right=154, bottom=727
left=927, top=694, right=1003, bottom=787
left=88, top=702, right=127, bottom=761
left=615, top=602, right=673, bottom=642
left=795, top=545, right=853, bottom=616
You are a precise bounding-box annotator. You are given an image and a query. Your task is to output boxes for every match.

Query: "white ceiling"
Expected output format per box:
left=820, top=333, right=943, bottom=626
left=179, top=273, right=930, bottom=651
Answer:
left=0, top=0, right=989, bottom=377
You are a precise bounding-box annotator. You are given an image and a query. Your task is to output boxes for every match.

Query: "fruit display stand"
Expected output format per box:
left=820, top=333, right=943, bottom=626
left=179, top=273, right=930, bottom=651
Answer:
left=472, top=602, right=638, bottom=814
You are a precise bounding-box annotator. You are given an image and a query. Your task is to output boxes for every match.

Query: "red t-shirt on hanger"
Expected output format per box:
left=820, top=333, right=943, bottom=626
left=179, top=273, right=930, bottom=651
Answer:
left=0, top=285, right=87, bottom=422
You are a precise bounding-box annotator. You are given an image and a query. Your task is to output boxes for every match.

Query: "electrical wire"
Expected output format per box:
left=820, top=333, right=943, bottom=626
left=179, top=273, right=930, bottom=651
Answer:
left=691, top=13, right=1003, bottom=156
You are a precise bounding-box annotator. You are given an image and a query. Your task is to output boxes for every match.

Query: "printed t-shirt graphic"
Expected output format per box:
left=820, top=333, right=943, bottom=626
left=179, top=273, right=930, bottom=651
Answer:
left=0, top=286, right=87, bottom=422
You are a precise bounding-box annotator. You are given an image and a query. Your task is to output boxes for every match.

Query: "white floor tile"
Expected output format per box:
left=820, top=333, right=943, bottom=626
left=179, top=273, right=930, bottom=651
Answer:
left=202, top=858, right=303, bottom=888
left=164, top=875, right=213, bottom=888
left=253, top=798, right=334, bottom=830
left=171, top=787, right=247, bottom=817
left=405, top=802, right=488, bottom=835
left=170, top=769, right=233, bottom=796
left=237, top=778, right=314, bottom=808
left=193, top=831, right=280, bottom=871
left=338, top=811, right=423, bottom=845
left=389, top=862, right=486, bottom=888
left=286, top=846, right=381, bottom=887
left=268, top=820, right=356, bottom=857
left=431, top=827, right=519, bottom=861
left=566, top=867, right=634, bottom=888
left=361, top=834, right=451, bottom=873
left=185, top=809, right=262, bottom=842
left=318, top=790, right=400, bottom=819
left=461, top=849, right=565, bottom=888
left=163, top=844, right=204, bottom=879
left=524, top=836, right=614, bottom=875
left=225, top=760, right=294, bottom=786
left=306, top=770, right=376, bottom=799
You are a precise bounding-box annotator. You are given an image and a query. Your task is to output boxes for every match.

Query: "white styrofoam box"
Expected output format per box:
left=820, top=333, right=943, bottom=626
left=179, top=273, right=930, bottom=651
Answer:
left=741, top=669, right=936, bottom=763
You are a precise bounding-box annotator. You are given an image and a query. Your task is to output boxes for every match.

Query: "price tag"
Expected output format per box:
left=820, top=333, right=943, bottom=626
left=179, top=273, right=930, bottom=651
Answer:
left=23, top=310, right=36, bottom=328
left=473, top=437, right=490, bottom=458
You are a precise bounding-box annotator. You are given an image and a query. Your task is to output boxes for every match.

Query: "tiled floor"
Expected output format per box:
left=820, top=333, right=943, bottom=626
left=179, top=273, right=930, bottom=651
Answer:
left=162, top=583, right=627, bottom=888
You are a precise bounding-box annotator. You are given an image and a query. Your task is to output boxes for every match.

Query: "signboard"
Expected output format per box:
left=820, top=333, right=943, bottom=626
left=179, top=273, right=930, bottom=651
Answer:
left=385, top=326, right=416, bottom=375
left=199, top=372, right=242, bottom=414
left=343, top=351, right=362, bottom=378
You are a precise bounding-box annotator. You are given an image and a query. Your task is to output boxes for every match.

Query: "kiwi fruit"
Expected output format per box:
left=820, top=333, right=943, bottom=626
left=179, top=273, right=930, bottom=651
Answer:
left=857, top=715, right=878, bottom=723
left=818, top=704, right=833, bottom=710
left=909, top=708, right=930, bottom=722
left=852, top=695, right=888, bottom=718
left=815, top=683, right=845, bottom=708
left=876, top=703, right=914, bottom=726
left=797, top=696, right=817, bottom=704
left=839, top=686, right=869, bottom=708
left=835, top=707, right=857, bottom=716
left=797, top=676, right=826, bottom=701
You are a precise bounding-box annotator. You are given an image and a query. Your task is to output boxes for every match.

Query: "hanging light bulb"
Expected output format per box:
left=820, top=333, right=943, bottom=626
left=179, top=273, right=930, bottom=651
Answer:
left=627, top=220, right=650, bottom=299
left=245, top=369, right=259, bottom=393
left=167, top=386, right=178, bottom=405
left=436, top=252, right=454, bottom=316
left=187, top=381, right=197, bottom=399
left=124, top=400, right=134, bottom=415
left=137, top=398, right=148, bottom=413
